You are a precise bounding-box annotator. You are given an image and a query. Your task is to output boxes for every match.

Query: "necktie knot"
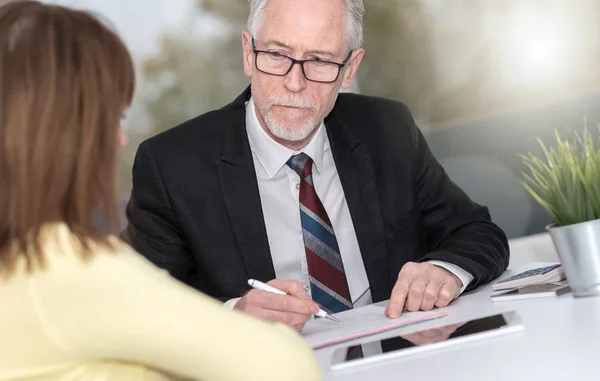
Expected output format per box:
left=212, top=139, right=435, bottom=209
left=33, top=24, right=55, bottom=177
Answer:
left=286, top=153, right=313, bottom=179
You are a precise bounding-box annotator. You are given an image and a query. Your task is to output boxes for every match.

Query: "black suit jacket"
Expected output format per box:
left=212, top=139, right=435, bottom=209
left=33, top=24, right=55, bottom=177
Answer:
left=123, top=86, right=509, bottom=303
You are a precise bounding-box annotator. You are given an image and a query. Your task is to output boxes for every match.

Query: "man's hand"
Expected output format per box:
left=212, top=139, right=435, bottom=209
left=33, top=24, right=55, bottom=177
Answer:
left=385, top=262, right=463, bottom=318
left=234, top=279, right=319, bottom=331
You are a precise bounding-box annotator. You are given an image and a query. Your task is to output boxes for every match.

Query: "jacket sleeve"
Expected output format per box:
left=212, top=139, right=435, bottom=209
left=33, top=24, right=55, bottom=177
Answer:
left=122, top=141, right=197, bottom=286
left=407, top=110, right=510, bottom=291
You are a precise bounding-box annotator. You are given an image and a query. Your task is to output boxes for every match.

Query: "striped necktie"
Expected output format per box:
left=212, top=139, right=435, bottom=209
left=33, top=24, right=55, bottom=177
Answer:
left=286, top=153, right=353, bottom=314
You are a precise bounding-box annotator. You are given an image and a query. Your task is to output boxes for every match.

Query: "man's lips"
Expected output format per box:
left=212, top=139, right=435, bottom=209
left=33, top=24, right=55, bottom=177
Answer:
left=273, top=105, right=314, bottom=114
left=275, top=105, right=306, bottom=110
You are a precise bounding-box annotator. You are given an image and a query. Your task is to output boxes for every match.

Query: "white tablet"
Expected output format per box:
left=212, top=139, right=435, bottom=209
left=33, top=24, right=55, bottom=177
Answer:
left=330, top=311, right=523, bottom=371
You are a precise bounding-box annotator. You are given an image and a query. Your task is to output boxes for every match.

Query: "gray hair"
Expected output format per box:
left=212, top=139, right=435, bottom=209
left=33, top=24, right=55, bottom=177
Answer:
left=247, top=0, right=364, bottom=50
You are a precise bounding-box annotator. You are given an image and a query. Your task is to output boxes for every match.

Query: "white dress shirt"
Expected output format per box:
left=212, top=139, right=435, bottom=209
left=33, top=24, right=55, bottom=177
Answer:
left=224, top=98, right=473, bottom=309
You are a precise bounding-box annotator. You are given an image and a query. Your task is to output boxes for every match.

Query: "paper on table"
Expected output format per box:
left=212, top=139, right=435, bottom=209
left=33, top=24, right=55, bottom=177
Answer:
left=301, top=305, right=449, bottom=349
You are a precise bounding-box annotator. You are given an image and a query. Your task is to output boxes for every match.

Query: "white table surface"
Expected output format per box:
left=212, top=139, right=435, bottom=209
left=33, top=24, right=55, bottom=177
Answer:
left=315, top=262, right=600, bottom=381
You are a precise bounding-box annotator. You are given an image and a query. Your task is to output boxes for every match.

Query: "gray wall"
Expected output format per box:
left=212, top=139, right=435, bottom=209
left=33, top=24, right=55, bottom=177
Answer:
left=425, top=91, right=600, bottom=239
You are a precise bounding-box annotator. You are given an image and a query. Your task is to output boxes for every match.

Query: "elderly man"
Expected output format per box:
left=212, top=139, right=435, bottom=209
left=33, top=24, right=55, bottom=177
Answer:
left=123, top=0, right=509, bottom=332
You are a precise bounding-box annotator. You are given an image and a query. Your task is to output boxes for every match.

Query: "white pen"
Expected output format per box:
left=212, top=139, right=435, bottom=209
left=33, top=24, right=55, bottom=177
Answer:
left=247, top=279, right=341, bottom=322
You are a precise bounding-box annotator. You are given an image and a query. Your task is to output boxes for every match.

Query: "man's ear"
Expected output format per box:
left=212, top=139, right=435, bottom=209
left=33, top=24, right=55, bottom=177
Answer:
left=242, top=31, right=254, bottom=78
left=341, top=48, right=365, bottom=90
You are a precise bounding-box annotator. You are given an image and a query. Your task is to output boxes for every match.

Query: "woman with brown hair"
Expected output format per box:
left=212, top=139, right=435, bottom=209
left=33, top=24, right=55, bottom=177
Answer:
left=0, top=1, right=321, bottom=380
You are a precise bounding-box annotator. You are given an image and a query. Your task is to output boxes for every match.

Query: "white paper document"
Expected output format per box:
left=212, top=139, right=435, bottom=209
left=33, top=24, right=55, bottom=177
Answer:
left=301, top=305, right=449, bottom=349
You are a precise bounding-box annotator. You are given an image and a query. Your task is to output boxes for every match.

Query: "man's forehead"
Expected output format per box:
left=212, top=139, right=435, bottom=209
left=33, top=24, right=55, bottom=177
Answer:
left=259, top=0, right=345, bottom=40
left=257, top=19, right=346, bottom=55
left=260, top=36, right=343, bottom=56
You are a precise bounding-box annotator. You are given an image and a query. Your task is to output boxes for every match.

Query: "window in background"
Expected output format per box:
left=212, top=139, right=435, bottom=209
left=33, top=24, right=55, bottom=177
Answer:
left=43, top=0, right=600, bottom=239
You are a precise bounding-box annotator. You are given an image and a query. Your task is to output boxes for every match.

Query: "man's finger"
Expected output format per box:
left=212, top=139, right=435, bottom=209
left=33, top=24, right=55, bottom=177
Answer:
left=268, top=279, right=310, bottom=299
left=434, top=281, right=458, bottom=308
left=405, top=276, right=427, bottom=312
left=259, top=309, right=312, bottom=328
left=262, top=292, right=319, bottom=315
left=245, top=304, right=310, bottom=330
left=386, top=262, right=422, bottom=318
left=420, top=278, right=443, bottom=311
left=386, top=279, right=410, bottom=318
left=292, top=323, right=307, bottom=332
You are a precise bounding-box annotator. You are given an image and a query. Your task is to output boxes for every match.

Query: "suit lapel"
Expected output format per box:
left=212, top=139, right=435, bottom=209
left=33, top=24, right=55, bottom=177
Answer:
left=325, top=112, right=390, bottom=303
left=216, top=87, right=276, bottom=282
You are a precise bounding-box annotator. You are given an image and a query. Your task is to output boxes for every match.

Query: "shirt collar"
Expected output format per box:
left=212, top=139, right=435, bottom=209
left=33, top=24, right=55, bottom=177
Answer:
left=246, top=97, right=326, bottom=179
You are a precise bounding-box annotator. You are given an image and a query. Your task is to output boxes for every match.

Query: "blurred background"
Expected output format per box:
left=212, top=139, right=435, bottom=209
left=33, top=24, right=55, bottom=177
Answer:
left=45, top=0, right=600, bottom=240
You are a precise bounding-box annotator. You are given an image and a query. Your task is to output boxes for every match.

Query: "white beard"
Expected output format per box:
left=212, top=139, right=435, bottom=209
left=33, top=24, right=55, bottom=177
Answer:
left=262, top=94, right=320, bottom=142
left=264, top=110, right=318, bottom=142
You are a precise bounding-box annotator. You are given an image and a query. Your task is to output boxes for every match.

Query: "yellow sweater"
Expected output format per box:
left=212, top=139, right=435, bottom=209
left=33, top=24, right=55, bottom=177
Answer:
left=0, top=223, right=322, bottom=381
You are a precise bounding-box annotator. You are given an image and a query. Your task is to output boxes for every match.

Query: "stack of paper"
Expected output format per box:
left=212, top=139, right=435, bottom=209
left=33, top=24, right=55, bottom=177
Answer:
left=300, top=305, right=448, bottom=349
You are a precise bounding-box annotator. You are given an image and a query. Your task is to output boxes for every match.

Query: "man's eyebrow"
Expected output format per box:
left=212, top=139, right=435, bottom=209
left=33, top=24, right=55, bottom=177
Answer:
left=262, top=39, right=337, bottom=58
left=304, top=49, right=337, bottom=58
left=262, top=39, right=293, bottom=50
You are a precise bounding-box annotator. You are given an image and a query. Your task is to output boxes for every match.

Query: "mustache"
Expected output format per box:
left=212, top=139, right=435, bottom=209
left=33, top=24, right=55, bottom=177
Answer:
left=267, top=94, right=318, bottom=110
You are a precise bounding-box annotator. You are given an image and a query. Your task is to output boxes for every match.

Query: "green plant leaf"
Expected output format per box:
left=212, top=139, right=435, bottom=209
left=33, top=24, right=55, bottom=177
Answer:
left=520, top=120, right=600, bottom=226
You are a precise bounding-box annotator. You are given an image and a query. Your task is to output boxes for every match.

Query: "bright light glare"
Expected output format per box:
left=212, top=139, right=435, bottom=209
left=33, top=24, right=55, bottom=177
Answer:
left=523, top=34, right=559, bottom=68
left=496, top=9, right=572, bottom=89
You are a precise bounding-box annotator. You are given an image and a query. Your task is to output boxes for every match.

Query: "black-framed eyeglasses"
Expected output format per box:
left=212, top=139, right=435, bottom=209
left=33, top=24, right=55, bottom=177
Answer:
left=252, top=38, right=353, bottom=84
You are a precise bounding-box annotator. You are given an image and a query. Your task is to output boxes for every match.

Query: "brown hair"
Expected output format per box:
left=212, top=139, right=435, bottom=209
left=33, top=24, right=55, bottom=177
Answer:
left=0, top=0, right=135, bottom=273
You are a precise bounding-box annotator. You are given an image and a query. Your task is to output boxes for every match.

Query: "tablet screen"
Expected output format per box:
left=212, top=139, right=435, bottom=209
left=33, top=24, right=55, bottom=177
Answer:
left=339, top=313, right=510, bottom=362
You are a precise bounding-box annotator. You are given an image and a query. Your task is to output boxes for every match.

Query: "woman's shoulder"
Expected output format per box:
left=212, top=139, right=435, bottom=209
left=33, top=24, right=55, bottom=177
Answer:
left=34, top=222, right=167, bottom=282
left=21, top=223, right=176, bottom=318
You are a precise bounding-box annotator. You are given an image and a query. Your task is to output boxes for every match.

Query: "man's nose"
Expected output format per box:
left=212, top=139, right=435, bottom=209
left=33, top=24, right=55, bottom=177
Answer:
left=284, top=62, right=308, bottom=93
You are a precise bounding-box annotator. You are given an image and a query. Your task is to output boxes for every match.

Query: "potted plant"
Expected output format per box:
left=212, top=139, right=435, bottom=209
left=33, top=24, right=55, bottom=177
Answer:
left=521, top=124, right=600, bottom=297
